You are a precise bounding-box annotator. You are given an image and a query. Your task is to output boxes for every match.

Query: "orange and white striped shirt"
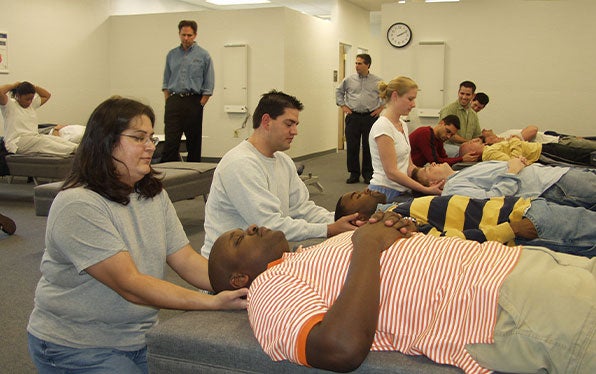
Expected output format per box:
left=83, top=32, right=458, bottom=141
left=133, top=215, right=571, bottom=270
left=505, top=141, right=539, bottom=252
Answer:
left=248, top=232, right=522, bottom=374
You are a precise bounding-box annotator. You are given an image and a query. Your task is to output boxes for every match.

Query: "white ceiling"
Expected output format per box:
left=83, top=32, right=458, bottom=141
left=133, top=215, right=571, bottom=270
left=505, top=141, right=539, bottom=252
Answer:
left=180, top=0, right=397, bottom=18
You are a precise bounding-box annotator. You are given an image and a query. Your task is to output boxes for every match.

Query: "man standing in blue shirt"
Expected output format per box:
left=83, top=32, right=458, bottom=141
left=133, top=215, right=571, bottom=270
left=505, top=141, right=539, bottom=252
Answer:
left=336, top=54, right=383, bottom=184
left=162, top=20, right=214, bottom=162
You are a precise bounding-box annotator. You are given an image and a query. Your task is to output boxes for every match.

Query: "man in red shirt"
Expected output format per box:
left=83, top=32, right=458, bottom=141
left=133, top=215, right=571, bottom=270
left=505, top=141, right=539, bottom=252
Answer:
left=409, top=115, right=479, bottom=167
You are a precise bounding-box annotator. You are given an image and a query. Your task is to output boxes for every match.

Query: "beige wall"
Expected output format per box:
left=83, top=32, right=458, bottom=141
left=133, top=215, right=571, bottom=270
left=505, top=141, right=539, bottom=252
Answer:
left=109, top=8, right=288, bottom=157
left=2, top=0, right=594, bottom=149
left=380, top=0, right=596, bottom=136
left=0, top=0, right=110, bottom=132
left=109, top=4, right=377, bottom=158
left=0, top=0, right=376, bottom=158
left=283, top=9, right=336, bottom=157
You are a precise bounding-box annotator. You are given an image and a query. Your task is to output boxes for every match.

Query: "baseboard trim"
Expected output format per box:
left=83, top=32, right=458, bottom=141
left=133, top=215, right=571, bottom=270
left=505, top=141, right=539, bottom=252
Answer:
left=293, top=148, right=337, bottom=162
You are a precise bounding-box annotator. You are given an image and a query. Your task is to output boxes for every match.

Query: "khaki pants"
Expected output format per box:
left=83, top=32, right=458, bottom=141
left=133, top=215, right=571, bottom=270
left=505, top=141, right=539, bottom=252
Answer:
left=466, top=246, right=596, bottom=373
left=16, top=134, right=77, bottom=156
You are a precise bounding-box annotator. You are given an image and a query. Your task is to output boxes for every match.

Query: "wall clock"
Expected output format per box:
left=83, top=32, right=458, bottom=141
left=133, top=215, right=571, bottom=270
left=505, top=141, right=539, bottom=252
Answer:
left=387, top=22, right=412, bottom=48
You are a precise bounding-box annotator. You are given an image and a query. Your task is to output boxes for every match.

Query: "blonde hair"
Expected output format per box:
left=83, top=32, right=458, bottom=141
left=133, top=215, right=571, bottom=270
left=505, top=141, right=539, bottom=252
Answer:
left=378, top=76, right=418, bottom=102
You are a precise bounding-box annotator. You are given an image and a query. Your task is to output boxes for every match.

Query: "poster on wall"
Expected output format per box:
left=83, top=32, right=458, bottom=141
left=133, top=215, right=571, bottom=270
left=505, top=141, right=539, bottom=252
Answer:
left=0, top=31, right=8, bottom=74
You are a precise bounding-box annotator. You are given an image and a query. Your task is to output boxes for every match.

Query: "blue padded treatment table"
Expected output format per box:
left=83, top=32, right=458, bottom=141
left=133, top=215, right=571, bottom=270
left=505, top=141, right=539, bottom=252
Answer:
left=146, top=310, right=462, bottom=373
left=33, top=162, right=217, bottom=216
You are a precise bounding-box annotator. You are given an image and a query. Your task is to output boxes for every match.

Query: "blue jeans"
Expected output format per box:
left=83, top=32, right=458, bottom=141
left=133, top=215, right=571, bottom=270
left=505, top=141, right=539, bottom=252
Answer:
left=28, top=333, right=147, bottom=374
left=368, top=184, right=413, bottom=204
left=540, top=167, right=596, bottom=211
left=515, top=198, right=596, bottom=257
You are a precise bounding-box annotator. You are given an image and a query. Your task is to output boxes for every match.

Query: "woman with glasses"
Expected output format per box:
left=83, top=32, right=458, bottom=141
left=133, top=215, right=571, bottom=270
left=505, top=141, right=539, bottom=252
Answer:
left=27, top=96, right=247, bottom=373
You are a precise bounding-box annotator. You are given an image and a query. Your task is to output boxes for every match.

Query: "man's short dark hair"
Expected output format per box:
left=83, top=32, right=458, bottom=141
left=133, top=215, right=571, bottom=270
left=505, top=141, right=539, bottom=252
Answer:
left=334, top=195, right=348, bottom=221
left=441, top=115, right=460, bottom=130
left=411, top=167, right=428, bottom=186
left=356, top=53, right=372, bottom=66
left=459, top=80, right=476, bottom=93
left=474, top=92, right=490, bottom=105
left=208, top=238, right=235, bottom=293
left=12, top=81, right=35, bottom=97
left=252, top=90, right=304, bottom=129
left=178, top=20, right=197, bottom=34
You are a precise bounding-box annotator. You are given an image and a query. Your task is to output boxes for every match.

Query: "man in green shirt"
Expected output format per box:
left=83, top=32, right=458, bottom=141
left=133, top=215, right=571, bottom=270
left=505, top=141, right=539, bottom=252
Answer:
left=440, top=81, right=481, bottom=156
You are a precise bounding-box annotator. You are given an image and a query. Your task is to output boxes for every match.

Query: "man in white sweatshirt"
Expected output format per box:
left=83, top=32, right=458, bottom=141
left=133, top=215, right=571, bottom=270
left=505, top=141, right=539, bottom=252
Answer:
left=201, top=90, right=359, bottom=258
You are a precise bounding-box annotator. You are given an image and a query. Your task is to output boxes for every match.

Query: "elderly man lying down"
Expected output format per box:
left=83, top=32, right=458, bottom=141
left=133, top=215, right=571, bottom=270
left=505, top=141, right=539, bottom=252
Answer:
left=208, top=212, right=596, bottom=374
left=334, top=189, right=595, bottom=257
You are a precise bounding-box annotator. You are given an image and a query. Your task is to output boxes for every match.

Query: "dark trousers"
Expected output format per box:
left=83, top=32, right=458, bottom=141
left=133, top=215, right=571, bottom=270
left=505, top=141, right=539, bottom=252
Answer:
left=541, top=143, right=592, bottom=166
left=345, top=112, right=376, bottom=178
left=163, top=95, right=204, bottom=162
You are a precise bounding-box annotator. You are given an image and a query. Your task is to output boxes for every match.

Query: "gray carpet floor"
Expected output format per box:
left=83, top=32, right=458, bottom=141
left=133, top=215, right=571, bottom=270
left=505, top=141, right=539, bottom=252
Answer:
left=0, top=150, right=363, bottom=373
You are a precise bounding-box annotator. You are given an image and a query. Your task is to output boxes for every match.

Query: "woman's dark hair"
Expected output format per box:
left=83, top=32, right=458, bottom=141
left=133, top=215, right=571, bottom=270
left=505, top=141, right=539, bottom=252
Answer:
left=62, top=96, right=162, bottom=205
left=11, top=81, right=35, bottom=97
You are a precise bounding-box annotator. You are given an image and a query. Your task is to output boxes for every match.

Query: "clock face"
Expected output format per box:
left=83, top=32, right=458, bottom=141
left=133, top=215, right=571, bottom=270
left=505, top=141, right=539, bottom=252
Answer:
left=387, top=22, right=412, bottom=48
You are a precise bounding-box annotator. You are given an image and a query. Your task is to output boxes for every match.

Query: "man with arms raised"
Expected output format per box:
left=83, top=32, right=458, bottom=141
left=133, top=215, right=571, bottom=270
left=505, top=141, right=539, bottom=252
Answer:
left=460, top=136, right=593, bottom=166
left=201, top=90, right=358, bottom=258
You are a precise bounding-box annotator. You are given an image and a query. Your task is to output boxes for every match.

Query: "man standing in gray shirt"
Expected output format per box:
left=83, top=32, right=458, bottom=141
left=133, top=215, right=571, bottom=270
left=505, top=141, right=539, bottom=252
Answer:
left=336, top=54, right=383, bottom=184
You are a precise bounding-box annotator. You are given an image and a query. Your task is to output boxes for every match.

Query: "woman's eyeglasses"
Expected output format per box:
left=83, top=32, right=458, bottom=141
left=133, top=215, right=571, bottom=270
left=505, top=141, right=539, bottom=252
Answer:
left=120, top=134, right=160, bottom=146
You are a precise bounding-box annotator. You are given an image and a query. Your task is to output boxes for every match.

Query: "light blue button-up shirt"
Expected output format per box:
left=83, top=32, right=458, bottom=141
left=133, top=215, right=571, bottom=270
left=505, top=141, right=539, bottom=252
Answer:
left=162, top=43, right=214, bottom=95
left=335, top=73, right=383, bottom=112
left=442, top=161, right=569, bottom=199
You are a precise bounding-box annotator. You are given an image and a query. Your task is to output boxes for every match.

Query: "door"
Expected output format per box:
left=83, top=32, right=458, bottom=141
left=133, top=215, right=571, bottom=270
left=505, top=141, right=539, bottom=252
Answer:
left=337, top=43, right=349, bottom=149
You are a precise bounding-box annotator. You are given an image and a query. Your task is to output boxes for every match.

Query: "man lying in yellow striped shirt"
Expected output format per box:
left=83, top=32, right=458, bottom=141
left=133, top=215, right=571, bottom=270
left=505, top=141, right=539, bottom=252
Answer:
left=334, top=189, right=595, bottom=257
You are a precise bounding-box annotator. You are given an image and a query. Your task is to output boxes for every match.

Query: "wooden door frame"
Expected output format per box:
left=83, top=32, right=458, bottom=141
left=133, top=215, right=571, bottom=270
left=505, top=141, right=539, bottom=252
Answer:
left=337, top=43, right=349, bottom=150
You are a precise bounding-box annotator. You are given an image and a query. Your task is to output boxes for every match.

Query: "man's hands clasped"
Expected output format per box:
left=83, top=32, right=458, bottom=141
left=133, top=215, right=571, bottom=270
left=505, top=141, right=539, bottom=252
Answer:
left=352, top=211, right=418, bottom=253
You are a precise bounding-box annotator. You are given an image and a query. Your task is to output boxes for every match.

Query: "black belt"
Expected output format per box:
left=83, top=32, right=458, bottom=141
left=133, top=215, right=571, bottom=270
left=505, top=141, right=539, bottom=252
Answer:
left=351, top=110, right=372, bottom=115
left=171, top=92, right=198, bottom=97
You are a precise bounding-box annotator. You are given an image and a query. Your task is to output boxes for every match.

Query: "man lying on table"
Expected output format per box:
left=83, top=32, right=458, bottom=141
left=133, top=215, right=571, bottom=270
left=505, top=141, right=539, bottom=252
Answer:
left=413, top=158, right=596, bottom=211
left=208, top=211, right=596, bottom=374
left=334, top=189, right=595, bottom=257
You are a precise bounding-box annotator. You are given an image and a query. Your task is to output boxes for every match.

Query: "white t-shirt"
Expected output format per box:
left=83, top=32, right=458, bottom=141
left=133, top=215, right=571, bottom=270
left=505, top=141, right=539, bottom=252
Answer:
left=369, top=116, right=411, bottom=192
left=57, top=124, right=85, bottom=143
left=0, top=95, right=41, bottom=152
left=200, top=140, right=333, bottom=258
